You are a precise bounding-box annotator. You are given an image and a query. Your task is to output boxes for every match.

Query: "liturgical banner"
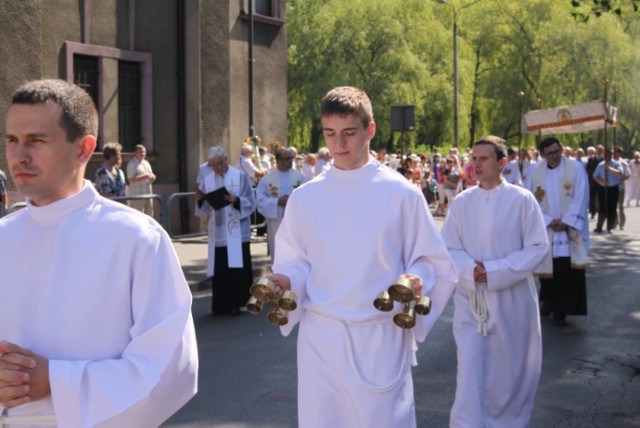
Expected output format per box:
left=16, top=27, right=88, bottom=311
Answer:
left=521, top=100, right=616, bottom=135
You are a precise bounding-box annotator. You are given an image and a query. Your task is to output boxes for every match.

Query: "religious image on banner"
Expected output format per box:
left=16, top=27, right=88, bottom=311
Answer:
left=521, top=100, right=617, bottom=135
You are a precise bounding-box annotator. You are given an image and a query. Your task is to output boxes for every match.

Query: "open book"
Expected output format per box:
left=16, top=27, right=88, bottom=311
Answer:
left=204, top=186, right=232, bottom=210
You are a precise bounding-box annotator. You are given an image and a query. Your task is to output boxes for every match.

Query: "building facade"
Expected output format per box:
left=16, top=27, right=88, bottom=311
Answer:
left=0, top=0, right=287, bottom=233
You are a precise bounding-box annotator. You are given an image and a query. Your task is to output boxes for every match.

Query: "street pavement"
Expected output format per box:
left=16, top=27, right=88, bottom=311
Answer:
left=165, top=207, right=640, bottom=427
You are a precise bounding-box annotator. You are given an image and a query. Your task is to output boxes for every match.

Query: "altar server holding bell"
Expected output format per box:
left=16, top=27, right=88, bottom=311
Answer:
left=261, top=86, right=457, bottom=428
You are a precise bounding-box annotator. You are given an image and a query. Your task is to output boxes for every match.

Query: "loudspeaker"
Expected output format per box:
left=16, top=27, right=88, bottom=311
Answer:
left=390, top=105, right=415, bottom=132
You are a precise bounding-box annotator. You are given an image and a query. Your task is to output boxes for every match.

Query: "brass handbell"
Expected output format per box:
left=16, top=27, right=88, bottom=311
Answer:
left=277, top=290, right=298, bottom=311
left=373, top=290, right=394, bottom=312
left=246, top=296, right=264, bottom=314
left=267, top=306, right=289, bottom=326
left=387, top=276, right=415, bottom=303
left=393, top=305, right=416, bottom=329
left=414, top=295, right=432, bottom=316
left=250, top=277, right=275, bottom=302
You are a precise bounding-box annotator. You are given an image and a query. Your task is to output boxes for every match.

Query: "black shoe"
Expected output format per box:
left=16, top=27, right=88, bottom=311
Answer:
left=540, top=303, right=552, bottom=317
left=607, top=229, right=613, bottom=234
left=553, top=314, right=567, bottom=326
left=593, top=228, right=603, bottom=233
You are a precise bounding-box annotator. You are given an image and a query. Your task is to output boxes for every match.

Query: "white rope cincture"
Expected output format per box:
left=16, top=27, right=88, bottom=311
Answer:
left=0, top=414, right=57, bottom=427
left=307, top=308, right=411, bottom=393
left=469, top=289, right=489, bottom=336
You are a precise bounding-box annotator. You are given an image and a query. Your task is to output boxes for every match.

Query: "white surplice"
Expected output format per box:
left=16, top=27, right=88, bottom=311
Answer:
left=525, top=157, right=590, bottom=258
left=255, top=168, right=306, bottom=263
left=194, top=165, right=255, bottom=277
left=441, top=181, right=549, bottom=427
left=273, top=158, right=457, bottom=428
left=0, top=182, right=198, bottom=428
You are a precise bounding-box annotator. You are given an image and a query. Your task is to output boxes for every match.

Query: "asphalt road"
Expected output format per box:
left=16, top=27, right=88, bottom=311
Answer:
left=164, top=207, right=640, bottom=427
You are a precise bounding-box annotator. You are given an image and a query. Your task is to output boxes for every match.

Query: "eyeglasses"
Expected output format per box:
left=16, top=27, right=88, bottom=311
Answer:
left=277, top=157, right=293, bottom=161
left=544, top=149, right=562, bottom=156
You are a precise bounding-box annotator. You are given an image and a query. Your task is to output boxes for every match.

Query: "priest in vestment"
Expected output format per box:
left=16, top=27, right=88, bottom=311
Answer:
left=256, top=147, right=306, bottom=263
left=525, top=137, right=590, bottom=326
left=442, top=136, right=549, bottom=427
left=0, top=79, right=198, bottom=427
left=266, top=87, right=457, bottom=428
left=195, top=146, right=255, bottom=315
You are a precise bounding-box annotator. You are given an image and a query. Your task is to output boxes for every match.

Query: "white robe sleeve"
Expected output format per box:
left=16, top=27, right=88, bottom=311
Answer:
left=441, top=200, right=478, bottom=293
left=255, top=176, right=279, bottom=219
left=561, top=160, right=589, bottom=231
left=48, top=229, right=198, bottom=427
left=482, top=194, right=549, bottom=292
left=273, top=199, right=311, bottom=337
left=236, top=172, right=257, bottom=219
left=404, top=193, right=458, bottom=342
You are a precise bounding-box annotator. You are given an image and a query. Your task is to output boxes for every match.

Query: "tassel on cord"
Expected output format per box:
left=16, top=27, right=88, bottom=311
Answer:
left=469, top=289, right=488, bottom=336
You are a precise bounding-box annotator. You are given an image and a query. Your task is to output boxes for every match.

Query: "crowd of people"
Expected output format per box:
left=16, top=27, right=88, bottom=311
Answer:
left=1, top=78, right=639, bottom=427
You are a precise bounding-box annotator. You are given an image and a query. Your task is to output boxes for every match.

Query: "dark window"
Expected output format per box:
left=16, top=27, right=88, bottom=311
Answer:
left=73, top=55, right=99, bottom=109
left=242, top=0, right=284, bottom=25
left=118, top=61, right=142, bottom=151
left=255, top=0, right=272, bottom=16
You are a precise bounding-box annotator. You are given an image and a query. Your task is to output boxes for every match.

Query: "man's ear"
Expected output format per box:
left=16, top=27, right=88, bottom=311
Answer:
left=78, top=135, right=97, bottom=163
left=367, top=120, right=376, bottom=140
left=498, top=157, right=508, bottom=169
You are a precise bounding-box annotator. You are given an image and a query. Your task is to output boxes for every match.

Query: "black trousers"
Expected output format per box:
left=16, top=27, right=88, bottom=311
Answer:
left=539, top=257, right=587, bottom=316
left=596, top=185, right=619, bottom=232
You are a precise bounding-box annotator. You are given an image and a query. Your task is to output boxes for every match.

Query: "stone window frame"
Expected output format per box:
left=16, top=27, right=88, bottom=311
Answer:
left=64, top=41, right=153, bottom=153
left=241, top=0, right=285, bottom=26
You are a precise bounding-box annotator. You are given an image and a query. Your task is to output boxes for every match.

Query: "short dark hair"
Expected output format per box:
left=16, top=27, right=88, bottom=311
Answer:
left=103, top=142, right=122, bottom=161
left=538, top=136, right=562, bottom=153
left=320, top=86, right=373, bottom=128
left=474, top=135, right=508, bottom=160
left=10, top=79, right=98, bottom=142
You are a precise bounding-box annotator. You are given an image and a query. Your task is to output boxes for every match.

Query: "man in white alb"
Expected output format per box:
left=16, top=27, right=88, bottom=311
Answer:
left=501, top=147, right=523, bottom=186
left=265, top=86, right=458, bottom=427
left=0, top=79, right=198, bottom=427
left=441, top=135, right=549, bottom=427
left=256, top=147, right=306, bottom=263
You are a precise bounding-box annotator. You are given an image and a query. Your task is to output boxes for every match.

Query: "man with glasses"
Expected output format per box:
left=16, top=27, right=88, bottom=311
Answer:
left=256, top=147, right=306, bottom=263
left=525, top=137, right=589, bottom=326
left=195, top=146, right=256, bottom=315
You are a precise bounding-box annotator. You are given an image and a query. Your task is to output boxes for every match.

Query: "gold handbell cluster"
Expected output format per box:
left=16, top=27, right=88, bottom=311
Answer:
left=373, top=276, right=432, bottom=329
left=246, top=276, right=297, bottom=326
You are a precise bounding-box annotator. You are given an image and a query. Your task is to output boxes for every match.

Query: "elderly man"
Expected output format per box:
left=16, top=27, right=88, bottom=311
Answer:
left=195, top=146, right=256, bottom=315
left=525, top=137, right=590, bottom=326
left=256, top=148, right=306, bottom=263
left=314, top=147, right=332, bottom=176
left=126, top=144, right=156, bottom=216
left=0, top=79, right=197, bottom=426
left=236, top=143, right=267, bottom=186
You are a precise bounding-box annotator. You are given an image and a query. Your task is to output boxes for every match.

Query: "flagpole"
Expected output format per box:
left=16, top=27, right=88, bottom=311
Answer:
left=603, top=79, right=609, bottom=216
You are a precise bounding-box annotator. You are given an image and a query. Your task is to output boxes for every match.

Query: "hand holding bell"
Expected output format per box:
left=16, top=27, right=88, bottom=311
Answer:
left=247, top=275, right=298, bottom=326
left=373, top=275, right=432, bottom=329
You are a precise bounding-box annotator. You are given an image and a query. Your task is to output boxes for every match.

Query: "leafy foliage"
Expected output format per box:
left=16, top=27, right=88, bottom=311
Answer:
left=287, top=0, right=640, bottom=154
left=571, top=0, right=640, bottom=22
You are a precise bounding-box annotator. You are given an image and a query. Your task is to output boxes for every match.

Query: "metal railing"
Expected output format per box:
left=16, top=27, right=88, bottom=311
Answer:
left=4, top=191, right=267, bottom=241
